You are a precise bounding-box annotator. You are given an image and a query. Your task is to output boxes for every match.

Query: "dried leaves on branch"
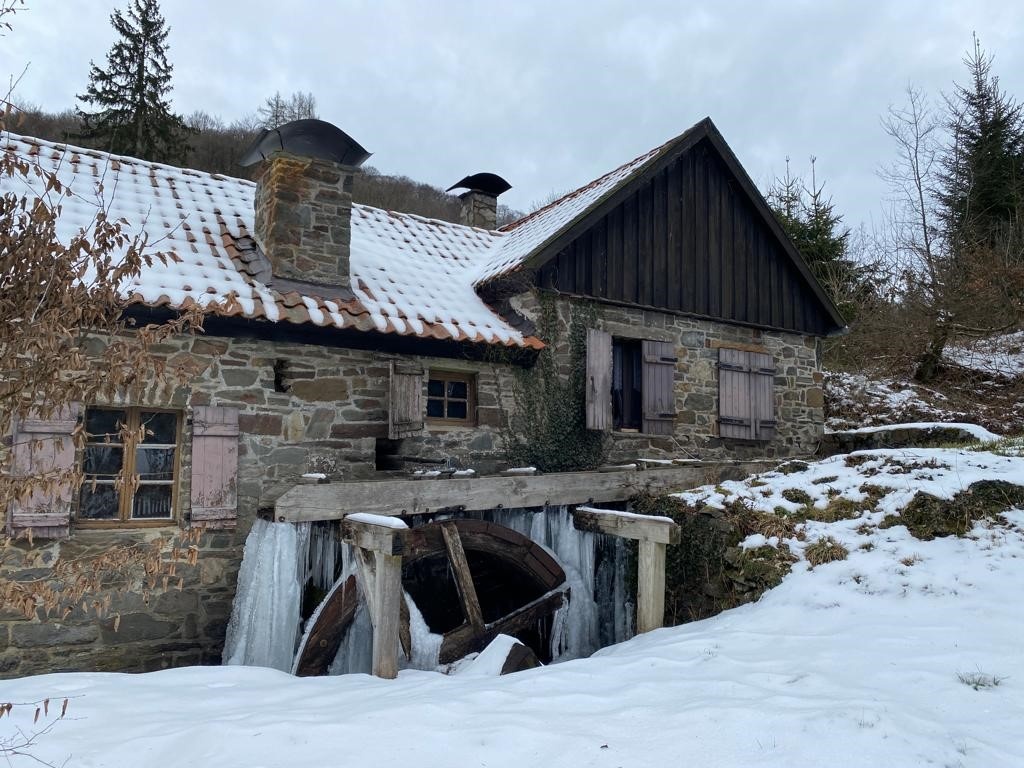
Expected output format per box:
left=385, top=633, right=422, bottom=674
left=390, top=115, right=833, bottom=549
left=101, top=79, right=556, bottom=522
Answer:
left=1, top=100, right=210, bottom=615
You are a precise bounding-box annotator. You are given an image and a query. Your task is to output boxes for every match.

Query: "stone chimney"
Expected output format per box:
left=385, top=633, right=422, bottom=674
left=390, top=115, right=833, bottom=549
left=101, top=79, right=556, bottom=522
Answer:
left=447, top=173, right=512, bottom=231
left=242, top=120, right=371, bottom=291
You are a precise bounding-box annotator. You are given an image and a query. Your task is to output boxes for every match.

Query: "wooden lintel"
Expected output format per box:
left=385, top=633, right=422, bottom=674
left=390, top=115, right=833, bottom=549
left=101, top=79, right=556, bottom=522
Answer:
left=275, top=463, right=772, bottom=523
left=572, top=506, right=680, bottom=545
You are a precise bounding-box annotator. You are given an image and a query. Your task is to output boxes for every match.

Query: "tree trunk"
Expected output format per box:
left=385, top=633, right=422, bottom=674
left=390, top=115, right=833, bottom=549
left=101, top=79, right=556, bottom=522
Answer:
left=913, top=323, right=949, bottom=383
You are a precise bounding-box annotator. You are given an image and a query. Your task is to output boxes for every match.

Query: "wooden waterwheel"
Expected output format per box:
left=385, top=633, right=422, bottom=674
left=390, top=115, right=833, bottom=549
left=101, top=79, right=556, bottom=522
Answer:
left=294, top=518, right=568, bottom=676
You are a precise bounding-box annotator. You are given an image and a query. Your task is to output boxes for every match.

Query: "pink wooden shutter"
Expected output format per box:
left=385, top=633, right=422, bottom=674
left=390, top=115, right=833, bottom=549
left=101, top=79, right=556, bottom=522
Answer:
left=190, top=406, right=239, bottom=529
left=718, top=349, right=753, bottom=439
left=641, top=340, right=677, bottom=436
left=585, top=329, right=613, bottom=431
left=7, top=403, right=80, bottom=540
left=389, top=363, right=425, bottom=439
left=750, top=352, right=777, bottom=441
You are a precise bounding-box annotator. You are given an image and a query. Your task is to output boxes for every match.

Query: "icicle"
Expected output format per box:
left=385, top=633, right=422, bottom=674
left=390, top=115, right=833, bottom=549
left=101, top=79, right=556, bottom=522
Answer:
left=400, top=592, right=444, bottom=671
left=328, top=602, right=373, bottom=675
left=223, top=519, right=311, bottom=671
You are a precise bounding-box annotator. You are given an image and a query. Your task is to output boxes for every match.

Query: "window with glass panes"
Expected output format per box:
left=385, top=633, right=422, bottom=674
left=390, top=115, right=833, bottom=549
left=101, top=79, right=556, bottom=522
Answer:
left=78, top=408, right=180, bottom=524
left=425, top=372, right=475, bottom=425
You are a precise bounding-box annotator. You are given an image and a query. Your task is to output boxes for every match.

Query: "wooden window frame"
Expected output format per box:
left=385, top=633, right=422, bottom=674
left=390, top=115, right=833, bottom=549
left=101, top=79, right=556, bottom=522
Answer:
left=76, top=407, right=183, bottom=529
left=426, top=371, right=476, bottom=427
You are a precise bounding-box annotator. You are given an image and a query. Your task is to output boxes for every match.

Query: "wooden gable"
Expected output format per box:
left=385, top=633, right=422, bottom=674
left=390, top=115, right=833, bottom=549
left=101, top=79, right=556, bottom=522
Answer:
left=533, top=129, right=844, bottom=337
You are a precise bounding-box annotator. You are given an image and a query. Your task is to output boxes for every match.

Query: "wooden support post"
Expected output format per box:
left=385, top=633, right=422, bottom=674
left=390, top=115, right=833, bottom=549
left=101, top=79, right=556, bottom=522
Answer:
left=637, top=539, right=667, bottom=634
left=572, top=505, right=678, bottom=634
left=371, top=549, right=403, bottom=680
left=343, top=516, right=407, bottom=680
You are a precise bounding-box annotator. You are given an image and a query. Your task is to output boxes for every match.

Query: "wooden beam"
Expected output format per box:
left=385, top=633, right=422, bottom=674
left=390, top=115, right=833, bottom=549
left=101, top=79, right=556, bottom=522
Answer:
left=440, top=522, right=486, bottom=633
left=573, top=506, right=680, bottom=545
left=636, top=539, right=667, bottom=634
left=275, top=463, right=772, bottom=523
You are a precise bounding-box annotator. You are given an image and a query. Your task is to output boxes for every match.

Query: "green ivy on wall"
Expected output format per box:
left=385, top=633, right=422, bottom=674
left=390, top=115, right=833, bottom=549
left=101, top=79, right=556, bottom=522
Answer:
left=500, top=294, right=609, bottom=473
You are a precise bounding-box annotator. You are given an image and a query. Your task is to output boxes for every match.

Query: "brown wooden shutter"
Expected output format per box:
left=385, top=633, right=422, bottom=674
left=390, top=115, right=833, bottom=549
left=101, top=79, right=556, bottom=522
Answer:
left=389, top=362, right=424, bottom=439
left=718, top=349, right=777, bottom=441
left=641, top=340, right=677, bottom=436
left=585, top=329, right=612, bottom=431
left=7, top=404, right=80, bottom=540
left=749, top=351, right=777, bottom=441
left=190, top=406, right=239, bottom=529
left=718, top=348, right=753, bottom=439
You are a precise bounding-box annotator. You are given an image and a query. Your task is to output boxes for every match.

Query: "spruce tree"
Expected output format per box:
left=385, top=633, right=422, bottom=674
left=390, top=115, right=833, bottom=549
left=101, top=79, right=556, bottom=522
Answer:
left=938, top=35, right=1024, bottom=259
left=76, top=0, right=191, bottom=164
left=767, top=158, right=860, bottom=318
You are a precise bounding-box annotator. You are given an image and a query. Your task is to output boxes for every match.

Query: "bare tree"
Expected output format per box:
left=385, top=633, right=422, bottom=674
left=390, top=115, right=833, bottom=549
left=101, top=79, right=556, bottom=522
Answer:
left=880, top=86, right=1022, bottom=382
left=256, top=90, right=318, bottom=129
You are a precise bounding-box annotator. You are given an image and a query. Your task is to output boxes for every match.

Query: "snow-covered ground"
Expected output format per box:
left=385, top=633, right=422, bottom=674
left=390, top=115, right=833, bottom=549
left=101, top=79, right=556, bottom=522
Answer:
left=946, top=331, right=1024, bottom=379
left=4, top=447, right=1024, bottom=768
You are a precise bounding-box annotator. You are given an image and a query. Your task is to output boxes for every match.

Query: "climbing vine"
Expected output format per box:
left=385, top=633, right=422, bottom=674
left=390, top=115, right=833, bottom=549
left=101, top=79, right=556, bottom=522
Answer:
left=501, top=294, right=608, bottom=472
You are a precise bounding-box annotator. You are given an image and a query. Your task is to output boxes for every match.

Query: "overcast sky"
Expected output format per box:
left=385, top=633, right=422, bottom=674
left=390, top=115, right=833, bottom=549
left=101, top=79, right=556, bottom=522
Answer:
left=5, top=0, right=1023, bottom=229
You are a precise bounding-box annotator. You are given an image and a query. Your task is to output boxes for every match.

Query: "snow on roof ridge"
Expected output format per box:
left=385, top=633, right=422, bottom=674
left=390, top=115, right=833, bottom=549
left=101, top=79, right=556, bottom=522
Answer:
left=471, top=125, right=698, bottom=285
left=499, top=138, right=672, bottom=234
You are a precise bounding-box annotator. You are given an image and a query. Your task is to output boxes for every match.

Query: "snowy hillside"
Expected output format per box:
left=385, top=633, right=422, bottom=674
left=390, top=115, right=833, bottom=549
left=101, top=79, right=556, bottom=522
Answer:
left=4, top=446, right=1024, bottom=768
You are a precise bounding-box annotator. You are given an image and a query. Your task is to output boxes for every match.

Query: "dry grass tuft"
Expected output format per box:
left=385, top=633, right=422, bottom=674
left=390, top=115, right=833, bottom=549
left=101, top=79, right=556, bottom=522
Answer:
left=805, top=536, right=850, bottom=567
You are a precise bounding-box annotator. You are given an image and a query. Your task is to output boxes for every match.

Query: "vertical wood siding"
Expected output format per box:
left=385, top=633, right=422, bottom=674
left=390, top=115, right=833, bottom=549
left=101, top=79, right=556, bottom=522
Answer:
left=190, top=406, right=240, bottom=529
left=537, top=138, right=832, bottom=335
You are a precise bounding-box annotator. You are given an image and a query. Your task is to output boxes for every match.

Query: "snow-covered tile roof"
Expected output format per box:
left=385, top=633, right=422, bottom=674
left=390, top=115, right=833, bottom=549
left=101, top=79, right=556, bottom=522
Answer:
left=0, top=132, right=538, bottom=349
left=2, top=125, right=693, bottom=348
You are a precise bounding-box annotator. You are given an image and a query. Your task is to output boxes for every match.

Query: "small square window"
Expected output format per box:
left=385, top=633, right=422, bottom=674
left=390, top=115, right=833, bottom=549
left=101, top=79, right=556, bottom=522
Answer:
left=426, top=371, right=475, bottom=425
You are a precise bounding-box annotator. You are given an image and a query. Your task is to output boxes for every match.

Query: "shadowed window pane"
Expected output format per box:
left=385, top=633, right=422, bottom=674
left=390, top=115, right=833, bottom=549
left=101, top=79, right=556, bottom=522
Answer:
left=427, top=379, right=444, bottom=397
left=86, top=409, right=126, bottom=442
left=447, top=401, right=467, bottom=419
left=136, top=447, right=175, bottom=480
left=83, top=446, right=123, bottom=477
left=132, top=485, right=172, bottom=519
left=447, top=381, right=467, bottom=399
left=79, top=484, right=119, bottom=519
left=427, top=399, right=444, bottom=418
left=140, top=412, right=177, bottom=444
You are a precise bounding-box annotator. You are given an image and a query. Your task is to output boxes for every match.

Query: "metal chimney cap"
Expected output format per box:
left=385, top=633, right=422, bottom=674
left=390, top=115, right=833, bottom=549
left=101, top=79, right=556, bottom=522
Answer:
left=240, top=119, right=372, bottom=168
left=446, top=172, right=512, bottom=196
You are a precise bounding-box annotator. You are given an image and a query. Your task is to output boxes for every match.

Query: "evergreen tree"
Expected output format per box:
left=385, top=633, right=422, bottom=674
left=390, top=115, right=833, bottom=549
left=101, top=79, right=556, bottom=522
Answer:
left=76, top=0, right=191, bottom=164
left=938, top=35, right=1024, bottom=258
left=767, top=158, right=861, bottom=318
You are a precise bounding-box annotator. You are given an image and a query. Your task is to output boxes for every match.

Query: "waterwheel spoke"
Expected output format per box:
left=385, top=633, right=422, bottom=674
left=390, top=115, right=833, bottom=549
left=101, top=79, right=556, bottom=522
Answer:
left=440, top=521, right=486, bottom=633
left=438, top=587, right=568, bottom=665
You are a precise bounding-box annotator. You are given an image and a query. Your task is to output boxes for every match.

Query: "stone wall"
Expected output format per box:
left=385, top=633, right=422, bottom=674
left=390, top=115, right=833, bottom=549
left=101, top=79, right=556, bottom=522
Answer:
left=512, top=292, right=825, bottom=461
left=1, top=289, right=824, bottom=677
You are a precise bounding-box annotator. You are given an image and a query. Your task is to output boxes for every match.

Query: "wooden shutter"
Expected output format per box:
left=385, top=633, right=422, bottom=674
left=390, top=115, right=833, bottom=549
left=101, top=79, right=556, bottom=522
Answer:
left=750, top=352, right=777, bottom=441
left=585, top=329, right=612, bottom=431
left=641, top=340, right=677, bottom=436
left=389, top=363, right=424, bottom=439
left=718, top=348, right=753, bottom=439
left=190, top=406, right=239, bottom=529
left=718, top=349, right=776, bottom=441
left=7, top=404, right=80, bottom=540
